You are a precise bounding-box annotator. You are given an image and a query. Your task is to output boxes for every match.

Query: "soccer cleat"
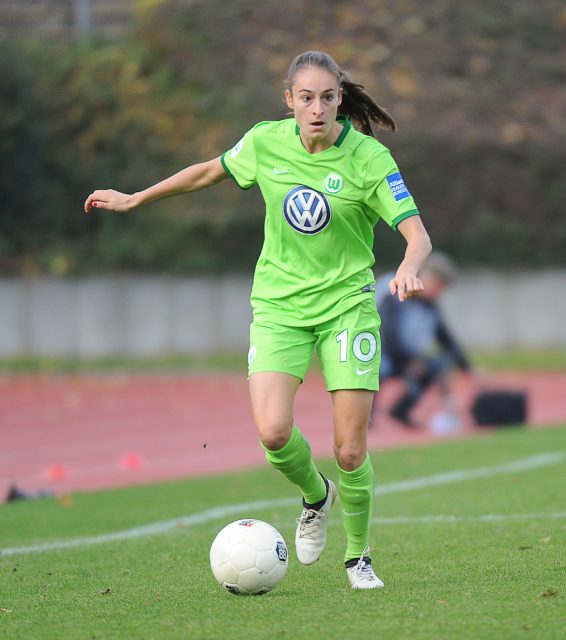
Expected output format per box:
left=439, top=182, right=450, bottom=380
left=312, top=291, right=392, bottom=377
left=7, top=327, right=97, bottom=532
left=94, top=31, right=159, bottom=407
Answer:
left=295, top=478, right=337, bottom=565
left=346, top=548, right=384, bottom=589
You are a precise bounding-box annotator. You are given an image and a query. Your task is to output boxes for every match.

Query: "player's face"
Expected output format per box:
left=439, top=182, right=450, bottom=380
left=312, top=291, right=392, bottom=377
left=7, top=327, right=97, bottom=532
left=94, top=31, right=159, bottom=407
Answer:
left=285, top=66, right=342, bottom=144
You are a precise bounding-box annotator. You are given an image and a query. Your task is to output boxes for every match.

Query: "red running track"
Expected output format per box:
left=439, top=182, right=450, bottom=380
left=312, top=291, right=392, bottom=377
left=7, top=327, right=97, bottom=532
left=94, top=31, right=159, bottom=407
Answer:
left=1, top=371, right=565, bottom=497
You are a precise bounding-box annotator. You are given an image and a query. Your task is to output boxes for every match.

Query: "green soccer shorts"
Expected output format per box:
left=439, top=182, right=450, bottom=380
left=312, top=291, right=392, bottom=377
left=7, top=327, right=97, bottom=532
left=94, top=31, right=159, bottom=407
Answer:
left=248, top=299, right=381, bottom=391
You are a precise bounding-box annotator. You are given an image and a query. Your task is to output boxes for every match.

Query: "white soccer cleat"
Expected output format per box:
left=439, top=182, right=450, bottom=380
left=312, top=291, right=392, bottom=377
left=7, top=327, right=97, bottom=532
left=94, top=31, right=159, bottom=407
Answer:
left=346, top=548, right=384, bottom=589
left=295, top=479, right=338, bottom=565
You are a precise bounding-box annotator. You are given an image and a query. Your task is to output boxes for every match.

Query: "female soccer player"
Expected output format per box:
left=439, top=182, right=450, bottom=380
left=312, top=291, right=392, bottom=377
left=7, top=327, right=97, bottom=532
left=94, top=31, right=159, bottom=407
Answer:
left=85, top=51, right=432, bottom=589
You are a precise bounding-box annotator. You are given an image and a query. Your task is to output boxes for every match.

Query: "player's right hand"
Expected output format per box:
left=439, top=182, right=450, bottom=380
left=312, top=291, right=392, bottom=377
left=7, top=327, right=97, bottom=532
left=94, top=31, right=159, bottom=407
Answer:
left=388, top=271, right=424, bottom=302
left=84, top=189, right=135, bottom=214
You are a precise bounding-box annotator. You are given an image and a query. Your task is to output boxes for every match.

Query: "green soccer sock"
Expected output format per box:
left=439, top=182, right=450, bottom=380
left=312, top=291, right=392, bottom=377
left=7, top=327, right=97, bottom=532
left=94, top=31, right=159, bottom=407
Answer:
left=338, top=454, right=375, bottom=562
left=262, top=425, right=327, bottom=505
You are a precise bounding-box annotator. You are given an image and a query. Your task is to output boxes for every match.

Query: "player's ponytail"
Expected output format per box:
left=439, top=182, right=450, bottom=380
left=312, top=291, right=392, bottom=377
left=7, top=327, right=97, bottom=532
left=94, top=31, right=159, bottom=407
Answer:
left=339, top=77, right=396, bottom=135
left=285, top=50, right=397, bottom=136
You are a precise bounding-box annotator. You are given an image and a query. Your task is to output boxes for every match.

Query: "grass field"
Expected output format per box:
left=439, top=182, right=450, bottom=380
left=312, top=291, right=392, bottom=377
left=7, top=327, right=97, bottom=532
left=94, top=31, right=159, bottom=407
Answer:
left=1, top=426, right=565, bottom=640
left=1, top=349, right=565, bottom=374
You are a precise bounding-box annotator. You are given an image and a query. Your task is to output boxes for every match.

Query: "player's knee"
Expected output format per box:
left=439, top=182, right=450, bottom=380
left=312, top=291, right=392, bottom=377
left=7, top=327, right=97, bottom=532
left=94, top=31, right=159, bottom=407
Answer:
left=259, top=432, right=290, bottom=451
left=257, top=419, right=293, bottom=451
left=334, top=445, right=365, bottom=471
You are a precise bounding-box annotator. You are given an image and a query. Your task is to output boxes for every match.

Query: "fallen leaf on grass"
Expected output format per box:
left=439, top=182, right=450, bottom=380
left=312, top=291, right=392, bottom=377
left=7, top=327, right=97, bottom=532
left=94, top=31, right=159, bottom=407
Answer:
left=0, top=608, right=12, bottom=613
left=538, top=537, right=551, bottom=544
left=100, top=588, right=112, bottom=595
left=56, top=494, right=74, bottom=508
left=438, top=599, right=448, bottom=605
left=518, top=545, right=532, bottom=551
left=539, top=587, right=558, bottom=598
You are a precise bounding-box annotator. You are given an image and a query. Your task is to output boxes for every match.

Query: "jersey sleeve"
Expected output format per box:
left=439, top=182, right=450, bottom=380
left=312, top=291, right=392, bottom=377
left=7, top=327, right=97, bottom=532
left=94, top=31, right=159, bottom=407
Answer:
left=365, top=148, right=420, bottom=229
left=221, top=126, right=259, bottom=190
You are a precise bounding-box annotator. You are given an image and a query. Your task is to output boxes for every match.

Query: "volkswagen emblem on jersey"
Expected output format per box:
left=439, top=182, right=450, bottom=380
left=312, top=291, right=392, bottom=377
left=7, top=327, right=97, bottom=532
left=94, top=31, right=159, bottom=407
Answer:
left=283, top=186, right=331, bottom=235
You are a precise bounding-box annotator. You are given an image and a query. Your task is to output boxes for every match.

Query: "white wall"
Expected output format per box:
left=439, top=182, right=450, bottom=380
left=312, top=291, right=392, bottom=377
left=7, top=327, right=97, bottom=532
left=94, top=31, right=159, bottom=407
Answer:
left=0, top=272, right=564, bottom=357
left=440, top=271, right=566, bottom=350
left=0, top=276, right=252, bottom=357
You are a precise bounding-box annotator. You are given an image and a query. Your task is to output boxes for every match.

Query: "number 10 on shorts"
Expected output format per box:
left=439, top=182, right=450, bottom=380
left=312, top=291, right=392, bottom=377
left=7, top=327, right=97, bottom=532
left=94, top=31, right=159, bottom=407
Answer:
left=336, top=329, right=377, bottom=363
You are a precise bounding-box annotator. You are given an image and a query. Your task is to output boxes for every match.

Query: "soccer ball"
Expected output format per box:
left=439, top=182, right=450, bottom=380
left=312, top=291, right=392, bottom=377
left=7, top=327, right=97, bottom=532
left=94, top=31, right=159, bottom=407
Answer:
left=209, top=519, right=288, bottom=595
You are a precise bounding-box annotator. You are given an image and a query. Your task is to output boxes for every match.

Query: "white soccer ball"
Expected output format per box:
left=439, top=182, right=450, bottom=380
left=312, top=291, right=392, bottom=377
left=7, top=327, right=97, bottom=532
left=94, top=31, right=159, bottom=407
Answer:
left=209, top=519, right=289, bottom=595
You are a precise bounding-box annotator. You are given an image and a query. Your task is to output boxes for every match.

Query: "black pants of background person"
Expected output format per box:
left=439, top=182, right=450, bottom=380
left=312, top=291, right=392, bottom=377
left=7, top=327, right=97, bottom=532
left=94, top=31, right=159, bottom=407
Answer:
left=370, top=356, right=448, bottom=428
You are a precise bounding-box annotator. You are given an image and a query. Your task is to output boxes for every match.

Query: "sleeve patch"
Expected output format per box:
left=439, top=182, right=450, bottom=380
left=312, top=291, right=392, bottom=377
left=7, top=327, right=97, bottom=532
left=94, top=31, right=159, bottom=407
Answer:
left=386, top=172, right=410, bottom=201
left=230, top=138, right=244, bottom=158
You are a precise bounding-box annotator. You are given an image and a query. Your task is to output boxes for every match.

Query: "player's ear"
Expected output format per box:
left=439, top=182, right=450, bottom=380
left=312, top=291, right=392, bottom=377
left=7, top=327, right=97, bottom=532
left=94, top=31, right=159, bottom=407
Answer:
left=337, top=86, right=343, bottom=107
left=284, top=89, right=294, bottom=110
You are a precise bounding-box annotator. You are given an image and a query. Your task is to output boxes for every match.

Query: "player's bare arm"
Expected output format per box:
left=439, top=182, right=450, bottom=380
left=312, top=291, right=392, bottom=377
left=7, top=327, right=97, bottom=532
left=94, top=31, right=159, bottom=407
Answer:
left=84, top=156, right=228, bottom=214
left=390, top=215, right=432, bottom=302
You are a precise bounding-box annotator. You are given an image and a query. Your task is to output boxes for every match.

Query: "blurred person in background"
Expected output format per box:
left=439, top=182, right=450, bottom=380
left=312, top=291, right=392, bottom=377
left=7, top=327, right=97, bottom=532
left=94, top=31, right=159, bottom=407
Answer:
left=373, top=252, right=470, bottom=428
left=85, top=50, right=432, bottom=590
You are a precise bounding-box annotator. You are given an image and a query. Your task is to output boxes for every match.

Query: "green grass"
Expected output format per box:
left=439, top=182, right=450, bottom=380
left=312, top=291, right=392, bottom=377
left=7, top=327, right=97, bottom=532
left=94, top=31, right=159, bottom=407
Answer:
left=472, top=350, right=566, bottom=372
left=0, top=353, right=247, bottom=375
left=1, top=426, right=565, bottom=640
left=1, top=349, right=565, bottom=375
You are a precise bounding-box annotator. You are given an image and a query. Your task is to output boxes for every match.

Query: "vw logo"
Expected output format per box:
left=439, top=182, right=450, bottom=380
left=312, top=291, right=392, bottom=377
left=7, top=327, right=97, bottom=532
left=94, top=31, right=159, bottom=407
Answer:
left=283, top=186, right=331, bottom=235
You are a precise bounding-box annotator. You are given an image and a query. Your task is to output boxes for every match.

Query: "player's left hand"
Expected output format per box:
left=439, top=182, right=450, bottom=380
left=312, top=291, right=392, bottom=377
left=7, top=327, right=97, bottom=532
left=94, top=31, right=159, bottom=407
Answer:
left=388, top=271, right=424, bottom=302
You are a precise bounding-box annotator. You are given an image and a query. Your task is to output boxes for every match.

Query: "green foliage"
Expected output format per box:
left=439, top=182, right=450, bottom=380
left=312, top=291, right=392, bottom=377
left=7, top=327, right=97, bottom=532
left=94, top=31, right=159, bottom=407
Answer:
left=0, top=41, right=44, bottom=258
left=390, top=137, right=566, bottom=267
left=0, top=33, right=263, bottom=274
left=0, top=0, right=565, bottom=274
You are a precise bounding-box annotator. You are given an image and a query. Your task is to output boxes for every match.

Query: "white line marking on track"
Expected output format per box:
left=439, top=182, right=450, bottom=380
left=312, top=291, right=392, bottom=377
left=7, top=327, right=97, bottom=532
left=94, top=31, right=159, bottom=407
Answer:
left=2, top=452, right=564, bottom=557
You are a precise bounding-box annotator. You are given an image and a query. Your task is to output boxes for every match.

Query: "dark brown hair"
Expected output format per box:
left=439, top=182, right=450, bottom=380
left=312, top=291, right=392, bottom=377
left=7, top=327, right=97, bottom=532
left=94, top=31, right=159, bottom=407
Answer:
left=285, top=50, right=397, bottom=136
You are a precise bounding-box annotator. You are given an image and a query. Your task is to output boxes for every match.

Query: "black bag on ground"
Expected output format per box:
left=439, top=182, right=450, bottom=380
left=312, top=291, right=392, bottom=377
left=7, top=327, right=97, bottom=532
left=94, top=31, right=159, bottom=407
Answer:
left=471, top=390, right=527, bottom=426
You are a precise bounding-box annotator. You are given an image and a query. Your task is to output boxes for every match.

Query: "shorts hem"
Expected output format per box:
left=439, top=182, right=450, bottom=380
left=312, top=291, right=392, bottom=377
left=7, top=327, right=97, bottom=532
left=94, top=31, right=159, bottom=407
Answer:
left=248, top=368, right=306, bottom=383
left=325, top=381, right=380, bottom=392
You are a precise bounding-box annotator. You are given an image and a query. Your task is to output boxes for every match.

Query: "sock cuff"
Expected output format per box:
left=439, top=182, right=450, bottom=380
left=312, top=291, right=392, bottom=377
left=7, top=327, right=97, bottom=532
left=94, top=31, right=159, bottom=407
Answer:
left=336, top=453, right=373, bottom=481
left=260, top=424, right=302, bottom=456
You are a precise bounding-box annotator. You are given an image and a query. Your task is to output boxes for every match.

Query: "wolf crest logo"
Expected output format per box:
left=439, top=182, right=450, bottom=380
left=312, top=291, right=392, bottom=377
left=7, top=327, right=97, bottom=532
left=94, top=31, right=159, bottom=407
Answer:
left=283, top=186, right=331, bottom=235
left=323, top=173, right=343, bottom=194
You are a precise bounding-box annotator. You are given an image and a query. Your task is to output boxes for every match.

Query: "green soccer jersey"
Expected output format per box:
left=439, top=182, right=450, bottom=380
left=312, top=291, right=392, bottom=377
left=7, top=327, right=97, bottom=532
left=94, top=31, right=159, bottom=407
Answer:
left=221, top=116, right=420, bottom=326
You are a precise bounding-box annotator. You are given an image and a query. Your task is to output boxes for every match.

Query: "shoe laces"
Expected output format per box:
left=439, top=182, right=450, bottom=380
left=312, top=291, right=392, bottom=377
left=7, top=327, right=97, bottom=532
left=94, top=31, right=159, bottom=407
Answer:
left=353, top=547, right=375, bottom=581
left=296, top=508, right=325, bottom=538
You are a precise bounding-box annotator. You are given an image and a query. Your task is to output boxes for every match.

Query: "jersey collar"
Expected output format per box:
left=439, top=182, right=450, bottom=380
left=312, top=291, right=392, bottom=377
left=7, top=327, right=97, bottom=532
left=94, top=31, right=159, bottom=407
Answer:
left=294, top=116, right=352, bottom=148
